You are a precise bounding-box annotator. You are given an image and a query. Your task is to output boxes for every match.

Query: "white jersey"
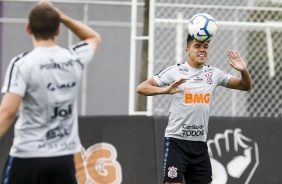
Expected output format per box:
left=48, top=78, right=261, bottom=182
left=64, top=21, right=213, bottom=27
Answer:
left=153, top=62, right=231, bottom=142
left=1, top=42, right=94, bottom=158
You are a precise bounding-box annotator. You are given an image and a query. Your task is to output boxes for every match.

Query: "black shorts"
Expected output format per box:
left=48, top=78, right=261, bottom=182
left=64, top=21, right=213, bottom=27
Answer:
left=163, top=137, right=212, bottom=184
left=1, top=154, right=77, bottom=184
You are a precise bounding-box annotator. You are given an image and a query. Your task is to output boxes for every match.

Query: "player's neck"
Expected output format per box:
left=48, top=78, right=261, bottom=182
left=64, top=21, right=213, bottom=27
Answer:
left=32, top=37, right=56, bottom=48
left=187, top=60, right=204, bottom=68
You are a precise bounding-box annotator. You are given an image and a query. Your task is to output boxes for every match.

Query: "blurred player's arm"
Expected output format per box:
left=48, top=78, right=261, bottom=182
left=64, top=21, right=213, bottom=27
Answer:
left=40, top=0, right=101, bottom=53
left=0, top=93, right=22, bottom=139
left=136, top=78, right=186, bottom=96
left=226, top=50, right=252, bottom=91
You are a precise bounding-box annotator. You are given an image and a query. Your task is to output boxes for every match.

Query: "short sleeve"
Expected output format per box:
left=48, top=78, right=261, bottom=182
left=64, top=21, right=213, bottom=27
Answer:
left=1, top=59, right=26, bottom=96
left=216, top=68, right=232, bottom=87
left=69, top=42, right=94, bottom=65
left=153, top=65, right=176, bottom=87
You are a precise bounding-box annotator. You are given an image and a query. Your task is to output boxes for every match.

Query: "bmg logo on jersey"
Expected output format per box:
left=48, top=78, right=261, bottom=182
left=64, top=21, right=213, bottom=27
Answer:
left=48, top=101, right=73, bottom=121
left=184, top=92, right=210, bottom=104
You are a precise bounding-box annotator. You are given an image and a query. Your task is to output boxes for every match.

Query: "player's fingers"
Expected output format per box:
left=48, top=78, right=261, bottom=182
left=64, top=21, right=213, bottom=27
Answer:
left=39, top=0, right=48, bottom=4
left=180, top=78, right=187, bottom=83
left=176, top=89, right=184, bottom=93
left=235, top=51, right=241, bottom=58
left=170, top=81, right=180, bottom=88
left=229, top=50, right=237, bottom=59
left=175, top=78, right=186, bottom=84
left=229, top=62, right=235, bottom=68
left=227, top=51, right=234, bottom=60
left=171, top=79, right=186, bottom=90
left=227, top=52, right=231, bottom=60
left=39, top=0, right=53, bottom=7
left=227, top=54, right=234, bottom=62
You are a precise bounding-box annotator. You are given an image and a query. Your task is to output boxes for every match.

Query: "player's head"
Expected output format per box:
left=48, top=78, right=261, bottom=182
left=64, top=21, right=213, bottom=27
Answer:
left=186, top=34, right=210, bottom=48
left=186, top=34, right=210, bottom=66
left=27, top=3, right=60, bottom=40
left=186, top=34, right=194, bottom=48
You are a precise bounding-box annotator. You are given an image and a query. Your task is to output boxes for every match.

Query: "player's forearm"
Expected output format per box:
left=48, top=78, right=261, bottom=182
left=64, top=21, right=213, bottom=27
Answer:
left=136, top=84, right=166, bottom=96
left=240, top=69, right=252, bottom=90
left=60, top=14, right=101, bottom=43
left=0, top=110, right=16, bottom=139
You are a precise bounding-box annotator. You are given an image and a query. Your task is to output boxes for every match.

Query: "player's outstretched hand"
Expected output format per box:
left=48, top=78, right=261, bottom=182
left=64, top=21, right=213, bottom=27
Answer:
left=165, top=78, right=186, bottom=94
left=227, top=50, right=247, bottom=72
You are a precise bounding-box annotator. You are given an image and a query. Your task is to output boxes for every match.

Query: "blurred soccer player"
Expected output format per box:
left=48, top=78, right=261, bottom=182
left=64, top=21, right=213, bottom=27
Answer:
left=0, top=0, right=101, bottom=183
left=136, top=35, right=252, bottom=184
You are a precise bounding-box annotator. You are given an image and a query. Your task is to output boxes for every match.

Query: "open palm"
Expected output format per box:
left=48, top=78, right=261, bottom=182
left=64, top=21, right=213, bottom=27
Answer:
left=165, top=78, right=186, bottom=94
left=227, top=50, right=247, bottom=71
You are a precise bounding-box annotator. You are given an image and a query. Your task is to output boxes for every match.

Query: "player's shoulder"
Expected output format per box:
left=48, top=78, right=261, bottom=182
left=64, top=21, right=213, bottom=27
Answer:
left=176, top=63, right=190, bottom=73
left=203, top=64, right=229, bottom=78
left=203, top=64, right=222, bottom=72
left=203, top=64, right=215, bottom=69
left=68, top=41, right=90, bottom=52
left=156, top=63, right=180, bottom=76
left=10, top=51, right=31, bottom=65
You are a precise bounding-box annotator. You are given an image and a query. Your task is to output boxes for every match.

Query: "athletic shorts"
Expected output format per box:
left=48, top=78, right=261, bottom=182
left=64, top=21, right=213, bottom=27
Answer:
left=163, top=137, right=212, bottom=184
left=1, top=154, right=77, bottom=184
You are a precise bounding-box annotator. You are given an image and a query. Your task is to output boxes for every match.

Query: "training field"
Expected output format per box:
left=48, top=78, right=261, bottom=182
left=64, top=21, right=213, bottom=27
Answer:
left=0, top=0, right=282, bottom=183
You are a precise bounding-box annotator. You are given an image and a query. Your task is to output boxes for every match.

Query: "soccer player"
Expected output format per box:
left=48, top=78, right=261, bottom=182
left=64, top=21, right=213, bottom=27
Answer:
left=136, top=34, right=252, bottom=184
left=0, top=0, right=101, bottom=183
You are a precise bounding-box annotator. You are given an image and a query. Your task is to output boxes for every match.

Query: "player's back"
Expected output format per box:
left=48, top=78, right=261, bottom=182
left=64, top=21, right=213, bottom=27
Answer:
left=5, top=45, right=88, bottom=158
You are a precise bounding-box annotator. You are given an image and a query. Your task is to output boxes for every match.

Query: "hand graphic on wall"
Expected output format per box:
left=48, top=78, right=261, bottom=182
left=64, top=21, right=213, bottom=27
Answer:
left=207, top=129, right=259, bottom=184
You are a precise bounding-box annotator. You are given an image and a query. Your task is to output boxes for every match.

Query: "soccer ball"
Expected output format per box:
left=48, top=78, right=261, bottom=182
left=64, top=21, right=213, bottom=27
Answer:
left=188, top=13, right=217, bottom=42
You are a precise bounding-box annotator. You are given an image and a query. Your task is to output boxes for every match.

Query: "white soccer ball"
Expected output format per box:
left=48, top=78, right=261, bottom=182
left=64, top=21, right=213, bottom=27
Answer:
left=188, top=13, right=217, bottom=42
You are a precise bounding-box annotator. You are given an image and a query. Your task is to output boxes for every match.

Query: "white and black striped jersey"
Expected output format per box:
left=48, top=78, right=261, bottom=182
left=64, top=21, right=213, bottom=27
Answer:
left=1, top=42, right=94, bottom=158
left=153, top=62, right=232, bottom=142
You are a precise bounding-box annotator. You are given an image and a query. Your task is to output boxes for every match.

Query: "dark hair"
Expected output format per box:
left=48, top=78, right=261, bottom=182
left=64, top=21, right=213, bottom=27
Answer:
left=186, top=34, right=194, bottom=47
left=186, top=34, right=211, bottom=47
left=28, top=3, right=60, bottom=40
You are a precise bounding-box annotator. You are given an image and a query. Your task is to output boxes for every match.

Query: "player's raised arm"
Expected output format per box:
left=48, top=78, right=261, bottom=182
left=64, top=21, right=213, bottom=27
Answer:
left=226, top=50, right=252, bottom=91
left=40, top=0, right=101, bottom=53
left=1, top=1, right=101, bottom=183
left=136, top=78, right=186, bottom=96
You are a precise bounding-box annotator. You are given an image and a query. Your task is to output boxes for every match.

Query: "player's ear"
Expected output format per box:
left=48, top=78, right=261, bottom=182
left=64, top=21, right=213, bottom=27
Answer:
left=186, top=47, right=190, bottom=55
left=55, top=27, right=60, bottom=36
left=26, top=24, right=32, bottom=35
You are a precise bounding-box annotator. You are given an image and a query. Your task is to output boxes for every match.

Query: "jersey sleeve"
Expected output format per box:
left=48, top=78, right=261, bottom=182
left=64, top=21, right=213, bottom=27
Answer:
left=69, top=41, right=94, bottom=65
left=1, top=57, right=27, bottom=96
left=153, top=65, right=176, bottom=87
left=216, top=68, right=232, bottom=87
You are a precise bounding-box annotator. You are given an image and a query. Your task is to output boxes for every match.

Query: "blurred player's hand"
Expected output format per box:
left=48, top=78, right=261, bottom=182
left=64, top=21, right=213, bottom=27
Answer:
left=39, top=0, right=50, bottom=5
left=207, top=128, right=259, bottom=184
left=38, top=0, right=67, bottom=22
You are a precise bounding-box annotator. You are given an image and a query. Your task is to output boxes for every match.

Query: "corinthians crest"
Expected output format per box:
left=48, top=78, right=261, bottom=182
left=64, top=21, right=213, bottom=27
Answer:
left=205, top=73, right=213, bottom=85
left=168, top=166, right=178, bottom=179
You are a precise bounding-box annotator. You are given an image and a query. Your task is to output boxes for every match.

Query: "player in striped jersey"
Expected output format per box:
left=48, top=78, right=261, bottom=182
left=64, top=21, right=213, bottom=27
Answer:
left=136, top=34, right=252, bottom=184
left=0, top=0, right=101, bottom=183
